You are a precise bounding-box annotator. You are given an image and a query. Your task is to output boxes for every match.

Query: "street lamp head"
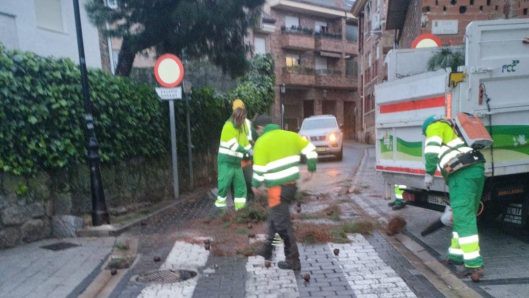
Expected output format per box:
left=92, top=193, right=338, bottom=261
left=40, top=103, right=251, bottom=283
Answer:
left=280, top=84, right=286, bottom=94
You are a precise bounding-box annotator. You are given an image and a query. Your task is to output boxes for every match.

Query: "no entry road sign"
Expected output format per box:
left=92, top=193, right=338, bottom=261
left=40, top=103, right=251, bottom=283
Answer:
left=154, top=54, right=185, bottom=88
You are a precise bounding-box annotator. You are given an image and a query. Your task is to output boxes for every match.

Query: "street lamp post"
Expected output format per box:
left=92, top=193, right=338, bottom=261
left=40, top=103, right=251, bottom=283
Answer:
left=280, top=84, right=286, bottom=129
left=73, top=0, right=109, bottom=226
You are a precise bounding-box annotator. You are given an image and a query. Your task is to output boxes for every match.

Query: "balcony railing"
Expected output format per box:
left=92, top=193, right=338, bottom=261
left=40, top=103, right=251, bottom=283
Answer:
left=315, top=69, right=357, bottom=89
left=315, top=69, right=341, bottom=76
left=281, top=26, right=314, bottom=35
left=280, top=67, right=357, bottom=89
left=281, top=66, right=315, bottom=86
left=314, top=31, right=342, bottom=40
left=283, top=66, right=314, bottom=75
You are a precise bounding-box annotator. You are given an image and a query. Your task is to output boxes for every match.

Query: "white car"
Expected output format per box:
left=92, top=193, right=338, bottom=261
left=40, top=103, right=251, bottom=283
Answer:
left=299, top=115, right=343, bottom=160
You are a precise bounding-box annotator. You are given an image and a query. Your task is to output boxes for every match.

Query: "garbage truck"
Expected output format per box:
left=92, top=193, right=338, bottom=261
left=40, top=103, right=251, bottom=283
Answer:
left=374, top=19, right=529, bottom=229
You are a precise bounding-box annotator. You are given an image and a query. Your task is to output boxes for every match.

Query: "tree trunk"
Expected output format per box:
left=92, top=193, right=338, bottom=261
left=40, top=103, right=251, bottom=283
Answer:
left=115, top=37, right=136, bottom=77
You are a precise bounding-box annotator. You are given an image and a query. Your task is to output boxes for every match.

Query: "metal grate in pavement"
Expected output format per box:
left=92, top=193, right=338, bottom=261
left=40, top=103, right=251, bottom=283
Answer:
left=40, top=242, right=80, bottom=251
left=134, top=269, right=197, bottom=284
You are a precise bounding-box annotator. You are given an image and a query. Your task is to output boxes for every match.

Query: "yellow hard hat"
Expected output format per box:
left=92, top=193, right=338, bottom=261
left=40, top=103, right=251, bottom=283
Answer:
left=232, top=99, right=245, bottom=111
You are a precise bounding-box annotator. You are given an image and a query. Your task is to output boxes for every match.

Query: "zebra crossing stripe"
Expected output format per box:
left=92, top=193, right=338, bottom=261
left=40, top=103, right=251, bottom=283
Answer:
left=138, top=241, right=209, bottom=298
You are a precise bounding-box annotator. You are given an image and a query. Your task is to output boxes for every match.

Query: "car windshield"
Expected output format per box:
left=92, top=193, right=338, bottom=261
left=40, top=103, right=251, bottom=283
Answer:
left=301, top=118, right=338, bottom=130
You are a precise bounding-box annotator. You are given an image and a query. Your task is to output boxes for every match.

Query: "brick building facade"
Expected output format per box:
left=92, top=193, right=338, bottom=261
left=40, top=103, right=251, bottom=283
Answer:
left=249, top=0, right=360, bottom=138
left=352, top=0, right=396, bottom=143
left=387, top=0, right=529, bottom=48
left=352, top=0, right=528, bottom=143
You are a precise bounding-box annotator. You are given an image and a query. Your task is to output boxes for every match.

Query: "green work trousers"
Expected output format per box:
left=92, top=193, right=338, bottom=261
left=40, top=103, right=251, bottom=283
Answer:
left=217, top=162, right=247, bottom=203
left=447, top=162, right=485, bottom=268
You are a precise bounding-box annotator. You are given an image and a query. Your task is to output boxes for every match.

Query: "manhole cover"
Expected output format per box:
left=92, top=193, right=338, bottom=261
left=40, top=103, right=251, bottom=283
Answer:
left=41, top=242, right=80, bottom=251
left=135, top=270, right=197, bottom=284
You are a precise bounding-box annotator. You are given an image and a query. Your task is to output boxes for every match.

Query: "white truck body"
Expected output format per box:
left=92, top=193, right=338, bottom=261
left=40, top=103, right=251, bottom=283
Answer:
left=375, top=19, right=529, bottom=223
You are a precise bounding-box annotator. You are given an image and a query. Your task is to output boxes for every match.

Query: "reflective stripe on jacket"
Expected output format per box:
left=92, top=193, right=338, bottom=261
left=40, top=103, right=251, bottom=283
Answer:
left=252, top=124, right=317, bottom=188
left=424, top=121, right=473, bottom=177
left=218, top=119, right=251, bottom=165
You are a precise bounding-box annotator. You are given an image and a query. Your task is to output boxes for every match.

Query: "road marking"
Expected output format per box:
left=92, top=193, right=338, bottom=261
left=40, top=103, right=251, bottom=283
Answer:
left=138, top=242, right=209, bottom=298
left=245, top=236, right=299, bottom=298
left=330, top=235, right=417, bottom=298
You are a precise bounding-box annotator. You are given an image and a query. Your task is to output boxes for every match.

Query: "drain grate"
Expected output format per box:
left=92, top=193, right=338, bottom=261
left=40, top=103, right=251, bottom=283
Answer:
left=135, top=269, right=197, bottom=284
left=41, top=242, right=80, bottom=251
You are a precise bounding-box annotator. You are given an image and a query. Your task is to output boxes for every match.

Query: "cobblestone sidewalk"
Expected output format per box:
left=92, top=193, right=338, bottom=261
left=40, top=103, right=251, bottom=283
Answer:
left=0, top=237, right=114, bottom=298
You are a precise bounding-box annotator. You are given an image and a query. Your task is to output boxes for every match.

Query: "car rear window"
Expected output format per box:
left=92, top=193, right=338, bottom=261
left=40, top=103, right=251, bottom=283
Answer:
left=301, top=118, right=338, bottom=130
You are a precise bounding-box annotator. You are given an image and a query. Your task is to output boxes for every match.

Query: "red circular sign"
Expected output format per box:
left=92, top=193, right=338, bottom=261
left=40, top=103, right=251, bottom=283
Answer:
left=411, top=34, right=442, bottom=49
left=154, top=54, right=185, bottom=88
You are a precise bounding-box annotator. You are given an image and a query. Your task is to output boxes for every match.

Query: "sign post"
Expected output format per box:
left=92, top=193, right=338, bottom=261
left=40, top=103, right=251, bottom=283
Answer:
left=154, top=54, right=185, bottom=199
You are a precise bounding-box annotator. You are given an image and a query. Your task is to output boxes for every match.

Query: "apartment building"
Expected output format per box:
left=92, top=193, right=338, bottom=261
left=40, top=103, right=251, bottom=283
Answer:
left=0, top=0, right=103, bottom=69
left=386, top=0, right=529, bottom=48
left=250, top=0, right=360, bottom=138
left=352, top=0, right=395, bottom=144
left=352, top=0, right=528, bottom=143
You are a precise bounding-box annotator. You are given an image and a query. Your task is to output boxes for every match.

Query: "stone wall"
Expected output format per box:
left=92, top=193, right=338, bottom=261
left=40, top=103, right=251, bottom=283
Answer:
left=0, top=151, right=217, bottom=249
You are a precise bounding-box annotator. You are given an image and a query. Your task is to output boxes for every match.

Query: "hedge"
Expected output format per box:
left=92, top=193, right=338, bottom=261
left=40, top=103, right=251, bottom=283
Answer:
left=0, top=45, right=275, bottom=177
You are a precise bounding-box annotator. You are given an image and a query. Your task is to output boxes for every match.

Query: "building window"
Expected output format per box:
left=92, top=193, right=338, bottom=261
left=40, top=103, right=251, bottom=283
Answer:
left=346, top=58, right=358, bottom=77
left=315, top=21, right=328, bottom=33
left=285, top=16, right=299, bottom=29
left=0, top=13, right=19, bottom=49
left=111, top=49, right=119, bottom=72
left=346, top=24, right=358, bottom=42
left=35, top=0, right=64, bottom=32
left=285, top=54, right=301, bottom=67
left=254, top=36, right=266, bottom=55
left=315, top=56, right=328, bottom=71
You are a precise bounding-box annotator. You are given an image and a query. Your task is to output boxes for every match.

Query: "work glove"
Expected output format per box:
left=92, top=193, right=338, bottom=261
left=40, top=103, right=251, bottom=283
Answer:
left=424, top=174, right=433, bottom=189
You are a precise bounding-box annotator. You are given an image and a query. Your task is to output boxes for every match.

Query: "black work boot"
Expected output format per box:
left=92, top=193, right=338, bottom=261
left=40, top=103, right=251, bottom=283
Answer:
left=278, top=260, right=301, bottom=271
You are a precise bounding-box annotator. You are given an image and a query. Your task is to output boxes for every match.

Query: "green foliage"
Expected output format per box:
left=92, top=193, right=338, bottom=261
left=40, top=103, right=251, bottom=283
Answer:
left=0, top=45, right=167, bottom=176
left=228, top=54, right=275, bottom=119
left=85, top=0, right=265, bottom=76
left=0, top=46, right=275, bottom=178
left=427, top=48, right=465, bottom=72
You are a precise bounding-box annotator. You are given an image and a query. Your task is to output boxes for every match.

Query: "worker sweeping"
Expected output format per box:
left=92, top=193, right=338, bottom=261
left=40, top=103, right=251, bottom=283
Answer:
left=231, top=99, right=258, bottom=201
left=252, top=114, right=317, bottom=271
left=215, top=100, right=252, bottom=211
left=422, top=115, right=486, bottom=282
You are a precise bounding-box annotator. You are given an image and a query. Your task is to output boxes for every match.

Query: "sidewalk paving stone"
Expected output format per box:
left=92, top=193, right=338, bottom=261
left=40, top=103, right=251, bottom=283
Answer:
left=0, top=237, right=114, bottom=298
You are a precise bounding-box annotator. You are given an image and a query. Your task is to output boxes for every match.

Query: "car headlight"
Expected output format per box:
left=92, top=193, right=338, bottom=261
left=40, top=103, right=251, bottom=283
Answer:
left=328, top=132, right=337, bottom=143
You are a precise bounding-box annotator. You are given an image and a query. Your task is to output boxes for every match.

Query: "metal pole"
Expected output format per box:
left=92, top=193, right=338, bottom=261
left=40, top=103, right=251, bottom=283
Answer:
left=181, top=49, right=193, bottom=189
left=280, top=84, right=285, bottom=129
left=73, top=0, right=109, bottom=225
left=184, top=85, right=194, bottom=189
left=168, top=100, right=179, bottom=198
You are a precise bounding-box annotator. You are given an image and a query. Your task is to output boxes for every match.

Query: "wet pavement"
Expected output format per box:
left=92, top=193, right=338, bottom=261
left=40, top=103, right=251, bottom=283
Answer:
left=109, top=142, right=447, bottom=297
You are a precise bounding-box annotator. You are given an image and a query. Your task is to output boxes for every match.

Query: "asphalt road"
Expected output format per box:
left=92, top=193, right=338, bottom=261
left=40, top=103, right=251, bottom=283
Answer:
left=112, top=142, right=529, bottom=297
left=353, top=146, right=529, bottom=298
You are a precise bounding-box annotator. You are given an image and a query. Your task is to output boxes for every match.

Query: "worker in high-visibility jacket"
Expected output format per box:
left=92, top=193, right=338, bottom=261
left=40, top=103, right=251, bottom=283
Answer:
left=388, top=185, right=407, bottom=210
left=215, top=102, right=252, bottom=211
left=252, top=114, right=317, bottom=271
left=422, top=115, right=485, bottom=281
left=231, top=99, right=257, bottom=201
